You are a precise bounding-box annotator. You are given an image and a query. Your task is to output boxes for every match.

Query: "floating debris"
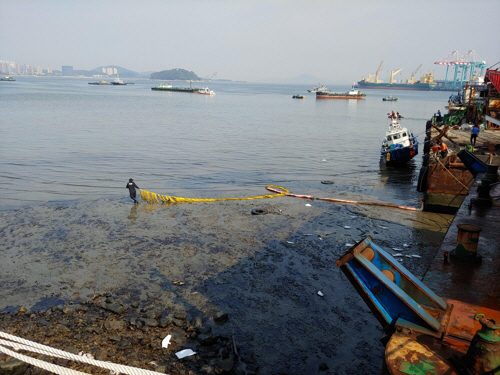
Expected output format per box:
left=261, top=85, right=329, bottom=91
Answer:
left=317, top=291, right=324, bottom=297
left=286, top=241, right=294, bottom=244
left=303, top=233, right=313, bottom=236
left=403, top=243, right=410, bottom=247
left=392, top=247, right=403, bottom=251
left=405, top=255, right=413, bottom=258
left=305, top=204, right=312, bottom=207
left=411, top=254, right=422, bottom=258
left=322, top=159, right=327, bottom=162
left=344, top=226, right=351, bottom=229
left=345, top=243, right=354, bottom=247
left=379, top=226, right=388, bottom=229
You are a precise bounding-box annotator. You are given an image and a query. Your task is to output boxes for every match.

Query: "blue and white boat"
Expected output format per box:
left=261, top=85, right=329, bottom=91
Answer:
left=380, top=119, right=418, bottom=165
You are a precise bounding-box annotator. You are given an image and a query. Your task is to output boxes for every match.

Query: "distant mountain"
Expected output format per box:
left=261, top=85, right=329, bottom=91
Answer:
left=150, top=68, right=200, bottom=81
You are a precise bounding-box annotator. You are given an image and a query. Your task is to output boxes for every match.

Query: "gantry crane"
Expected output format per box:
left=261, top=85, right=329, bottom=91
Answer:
left=390, top=68, right=403, bottom=84
left=375, top=61, right=384, bottom=83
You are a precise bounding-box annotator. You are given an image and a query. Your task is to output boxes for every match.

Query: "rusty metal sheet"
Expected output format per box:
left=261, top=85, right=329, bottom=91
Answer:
left=427, top=164, right=474, bottom=195
left=385, top=332, right=459, bottom=375
left=443, top=299, right=500, bottom=342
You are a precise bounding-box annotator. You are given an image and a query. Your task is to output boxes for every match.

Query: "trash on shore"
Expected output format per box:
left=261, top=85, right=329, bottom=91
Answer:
left=411, top=254, right=422, bottom=258
left=392, top=247, right=403, bottom=251
left=305, top=204, right=311, bottom=207
left=286, top=241, right=294, bottom=244
left=345, top=243, right=354, bottom=247
left=317, top=291, right=324, bottom=297
left=162, top=334, right=171, bottom=349
left=344, top=226, right=351, bottom=229
left=403, top=243, right=410, bottom=247
left=176, top=349, right=196, bottom=359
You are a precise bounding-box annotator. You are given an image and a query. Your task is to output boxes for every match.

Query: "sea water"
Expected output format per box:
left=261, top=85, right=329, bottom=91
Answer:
left=1, top=77, right=450, bottom=210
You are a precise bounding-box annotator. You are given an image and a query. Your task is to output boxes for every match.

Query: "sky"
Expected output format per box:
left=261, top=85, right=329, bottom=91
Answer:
left=1, top=0, right=499, bottom=83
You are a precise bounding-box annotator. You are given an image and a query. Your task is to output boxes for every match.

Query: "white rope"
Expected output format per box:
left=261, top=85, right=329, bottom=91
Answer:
left=0, top=345, right=87, bottom=375
left=0, top=331, right=168, bottom=375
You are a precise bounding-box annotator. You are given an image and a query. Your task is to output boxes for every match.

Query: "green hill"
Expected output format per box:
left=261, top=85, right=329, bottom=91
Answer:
left=150, top=69, right=200, bottom=81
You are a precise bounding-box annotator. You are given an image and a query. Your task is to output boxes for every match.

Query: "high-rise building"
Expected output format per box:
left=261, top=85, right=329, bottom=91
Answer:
left=37, top=66, right=43, bottom=75
left=47, top=66, right=52, bottom=74
left=62, top=66, right=73, bottom=76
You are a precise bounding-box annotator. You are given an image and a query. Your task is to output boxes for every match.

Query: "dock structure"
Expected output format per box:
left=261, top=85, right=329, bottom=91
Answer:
left=336, top=173, right=500, bottom=375
left=422, top=175, right=500, bottom=310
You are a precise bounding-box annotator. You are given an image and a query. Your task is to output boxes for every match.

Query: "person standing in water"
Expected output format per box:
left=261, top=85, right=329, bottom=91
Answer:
left=126, top=178, right=140, bottom=203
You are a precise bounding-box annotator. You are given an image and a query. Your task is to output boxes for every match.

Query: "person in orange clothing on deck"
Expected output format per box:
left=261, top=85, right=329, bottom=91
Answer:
left=438, top=140, right=448, bottom=158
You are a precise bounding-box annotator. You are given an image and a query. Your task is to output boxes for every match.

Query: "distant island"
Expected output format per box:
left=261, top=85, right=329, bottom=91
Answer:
left=150, top=69, right=200, bottom=81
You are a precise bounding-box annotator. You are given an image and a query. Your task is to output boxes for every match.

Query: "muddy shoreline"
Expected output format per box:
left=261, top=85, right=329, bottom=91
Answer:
left=0, top=197, right=451, bottom=374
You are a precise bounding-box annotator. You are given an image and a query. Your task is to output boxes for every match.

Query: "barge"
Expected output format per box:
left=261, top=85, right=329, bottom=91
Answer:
left=151, top=83, right=199, bottom=93
left=316, top=87, right=365, bottom=99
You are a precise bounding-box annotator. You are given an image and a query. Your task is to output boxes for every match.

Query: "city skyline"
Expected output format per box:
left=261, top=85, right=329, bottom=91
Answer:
left=1, top=0, right=499, bottom=83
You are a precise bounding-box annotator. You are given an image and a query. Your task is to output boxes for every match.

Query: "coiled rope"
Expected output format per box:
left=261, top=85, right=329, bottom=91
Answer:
left=0, top=331, right=167, bottom=375
left=140, top=185, right=292, bottom=203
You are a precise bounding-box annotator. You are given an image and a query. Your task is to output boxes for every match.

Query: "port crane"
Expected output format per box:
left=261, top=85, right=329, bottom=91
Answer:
left=205, top=72, right=217, bottom=81
left=375, top=61, right=383, bottom=83
left=406, top=64, right=422, bottom=84
left=389, top=68, right=402, bottom=84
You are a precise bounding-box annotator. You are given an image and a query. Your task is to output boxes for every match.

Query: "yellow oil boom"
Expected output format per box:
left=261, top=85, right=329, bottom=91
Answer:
left=407, top=64, right=422, bottom=84
left=389, top=68, right=403, bottom=84
left=375, top=60, right=384, bottom=83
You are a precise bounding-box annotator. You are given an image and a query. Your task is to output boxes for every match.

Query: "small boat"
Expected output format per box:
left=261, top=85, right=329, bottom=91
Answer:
left=110, top=74, right=132, bottom=85
left=197, top=87, right=216, bottom=95
left=88, top=80, right=111, bottom=85
left=0, top=75, right=15, bottom=81
left=292, top=95, right=305, bottom=99
left=307, top=84, right=329, bottom=93
left=316, top=87, right=366, bottom=99
left=380, top=119, right=418, bottom=165
left=383, top=96, right=399, bottom=101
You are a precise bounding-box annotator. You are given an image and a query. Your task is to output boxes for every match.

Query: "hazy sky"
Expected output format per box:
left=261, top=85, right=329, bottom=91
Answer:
left=2, top=0, right=499, bottom=82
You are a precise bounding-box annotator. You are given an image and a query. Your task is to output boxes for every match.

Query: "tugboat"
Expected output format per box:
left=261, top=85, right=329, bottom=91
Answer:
left=0, top=75, right=15, bottom=81
left=196, top=87, right=216, bottom=95
left=380, top=119, right=418, bottom=165
left=307, top=84, right=329, bottom=93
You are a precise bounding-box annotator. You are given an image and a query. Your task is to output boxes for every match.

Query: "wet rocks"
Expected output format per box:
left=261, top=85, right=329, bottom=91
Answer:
left=213, top=312, right=228, bottom=323
left=0, top=359, right=29, bottom=375
left=0, top=297, right=252, bottom=375
left=101, top=302, right=124, bottom=315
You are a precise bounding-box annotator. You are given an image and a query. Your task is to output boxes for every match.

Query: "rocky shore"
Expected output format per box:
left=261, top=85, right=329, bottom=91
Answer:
left=0, top=295, right=254, bottom=375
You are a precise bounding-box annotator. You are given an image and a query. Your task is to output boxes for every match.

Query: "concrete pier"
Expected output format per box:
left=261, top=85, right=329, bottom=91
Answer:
left=422, top=175, right=500, bottom=310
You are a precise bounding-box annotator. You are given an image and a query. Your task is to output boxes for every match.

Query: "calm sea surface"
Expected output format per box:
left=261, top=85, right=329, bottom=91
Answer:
left=1, top=77, right=451, bottom=211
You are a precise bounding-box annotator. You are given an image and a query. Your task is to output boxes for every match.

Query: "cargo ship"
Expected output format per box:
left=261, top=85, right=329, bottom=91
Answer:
left=355, top=61, right=437, bottom=90
left=355, top=80, right=437, bottom=91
